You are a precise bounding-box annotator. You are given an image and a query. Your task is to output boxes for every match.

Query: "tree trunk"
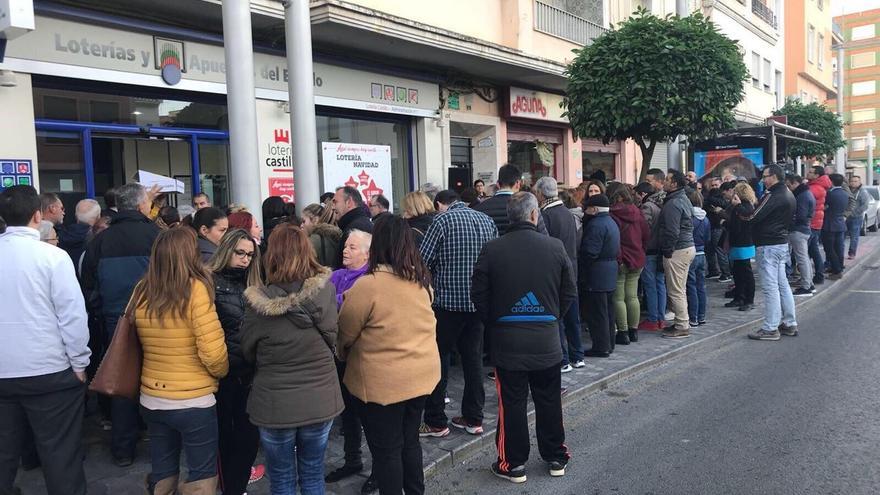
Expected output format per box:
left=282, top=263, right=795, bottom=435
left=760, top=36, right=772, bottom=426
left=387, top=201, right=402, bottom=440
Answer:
left=637, top=138, right=657, bottom=183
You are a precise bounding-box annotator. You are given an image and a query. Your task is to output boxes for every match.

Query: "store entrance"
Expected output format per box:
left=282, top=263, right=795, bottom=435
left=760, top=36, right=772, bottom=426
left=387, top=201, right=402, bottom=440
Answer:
left=36, top=120, right=229, bottom=223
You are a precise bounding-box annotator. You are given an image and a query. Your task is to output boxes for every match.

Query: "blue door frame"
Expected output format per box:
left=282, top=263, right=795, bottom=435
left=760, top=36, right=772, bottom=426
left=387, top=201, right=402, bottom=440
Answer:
left=35, top=119, right=229, bottom=198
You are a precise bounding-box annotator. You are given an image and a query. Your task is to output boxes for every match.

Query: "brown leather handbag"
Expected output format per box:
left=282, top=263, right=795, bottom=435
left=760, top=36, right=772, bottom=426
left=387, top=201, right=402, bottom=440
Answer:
left=89, top=297, right=143, bottom=400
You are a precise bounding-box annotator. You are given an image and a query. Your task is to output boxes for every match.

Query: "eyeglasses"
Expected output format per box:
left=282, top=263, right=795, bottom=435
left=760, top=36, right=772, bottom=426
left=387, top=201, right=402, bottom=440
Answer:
left=233, top=249, right=255, bottom=259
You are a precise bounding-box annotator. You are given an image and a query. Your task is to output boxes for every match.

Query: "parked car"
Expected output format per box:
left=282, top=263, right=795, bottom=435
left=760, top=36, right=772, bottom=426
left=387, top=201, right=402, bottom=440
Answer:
left=861, top=186, right=880, bottom=236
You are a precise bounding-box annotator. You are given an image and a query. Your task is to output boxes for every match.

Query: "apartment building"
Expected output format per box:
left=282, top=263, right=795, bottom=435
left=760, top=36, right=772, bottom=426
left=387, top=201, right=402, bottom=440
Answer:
left=784, top=0, right=836, bottom=104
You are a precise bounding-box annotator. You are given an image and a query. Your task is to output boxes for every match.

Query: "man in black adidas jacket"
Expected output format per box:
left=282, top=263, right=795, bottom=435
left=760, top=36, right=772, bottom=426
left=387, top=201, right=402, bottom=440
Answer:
left=471, top=192, right=576, bottom=483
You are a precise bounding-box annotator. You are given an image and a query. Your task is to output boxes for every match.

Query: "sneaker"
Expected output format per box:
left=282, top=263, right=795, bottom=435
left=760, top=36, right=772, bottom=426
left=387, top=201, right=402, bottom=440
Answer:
left=325, top=463, right=364, bottom=483
left=418, top=423, right=450, bottom=438
left=828, top=272, right=842, bottom=280
left=664, top=311, right=675, bottom=321
left=718, top=276, right=733, bottom=283
left=706, top=273, right=720, bottom=280
left=738, top=303, right=754, bottom=312
left=548, top=460, right=567, bottom=477
left=491, top=462, right=527, bottom=483
left=571, top=360, right=586, bottom=369
left=792, top=287, right=814, bottom=297
left=560, top=364, right=574, bottom=373
left=100, top=419, right=112, bottom=431
left=809, top=286, right=816, bottom=293
left=451, top=416, right=483, bottom=435
left=748, top=329, right=781, bottom=341
left=249, top=465, right=266, bottom=485
left=661, top=327, right=690, bottom=339
left=688, top=320, right=699, bottom=327
left=724, top=299, right=743, bottom=308
left=487, top=370, right=496, bottom=380
left=847, top=254, right=855, bottom=260
left=360, top=474, right=379, bottom=494
left=638, top=320, right=659, bottom=331
left=778, top=324, right=799, bottom=337
left=698, top=319, right=707, bottom=326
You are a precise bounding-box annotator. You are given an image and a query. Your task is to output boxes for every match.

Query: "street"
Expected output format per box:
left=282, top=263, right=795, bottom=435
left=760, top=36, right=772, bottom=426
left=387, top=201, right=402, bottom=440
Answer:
left=427, top=252, right=880, bottom=494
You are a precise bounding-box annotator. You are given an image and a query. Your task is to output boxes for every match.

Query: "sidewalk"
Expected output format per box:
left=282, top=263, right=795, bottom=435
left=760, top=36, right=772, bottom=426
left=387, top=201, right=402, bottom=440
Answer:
left=13, top=235, right=880, bottom=495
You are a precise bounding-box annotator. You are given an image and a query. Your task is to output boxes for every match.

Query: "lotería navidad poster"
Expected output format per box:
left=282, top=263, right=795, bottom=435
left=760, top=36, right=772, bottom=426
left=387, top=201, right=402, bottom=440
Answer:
left=321, top=142, right=393, bottom=209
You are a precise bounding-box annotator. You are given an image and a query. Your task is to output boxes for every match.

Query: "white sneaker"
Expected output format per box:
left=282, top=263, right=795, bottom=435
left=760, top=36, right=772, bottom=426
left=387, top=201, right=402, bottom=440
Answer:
left=664, top=311, right=675, bottom=321
left=560, top=364, right=573, bottom=373
left=571, top=360, right=586, bottom=368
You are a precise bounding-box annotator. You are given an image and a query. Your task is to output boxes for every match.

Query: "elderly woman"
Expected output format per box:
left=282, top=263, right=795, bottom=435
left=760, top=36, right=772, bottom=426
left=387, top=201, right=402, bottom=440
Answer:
left=324, top=229, right=377, bottom=493
left=338, top=215, right=439, bottom=495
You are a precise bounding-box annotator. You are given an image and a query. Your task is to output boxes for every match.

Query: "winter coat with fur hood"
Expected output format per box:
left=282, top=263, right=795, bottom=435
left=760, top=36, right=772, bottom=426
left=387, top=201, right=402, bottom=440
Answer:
left=241, top=268, right=344, bottom=429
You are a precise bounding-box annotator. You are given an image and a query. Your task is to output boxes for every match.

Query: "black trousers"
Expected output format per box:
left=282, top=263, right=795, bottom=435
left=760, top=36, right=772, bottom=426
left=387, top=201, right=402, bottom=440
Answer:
left=0, top=369, right=86, bottom=495
left=104, top=315, right=141, bottom=459
left=583, top=291, right=615, bottom=353
left=335, top=359, right=364, bottom=466
left=731, top=259, right=755, bottom=304
left=217, top=376, right=260, bottom=495
left=424, top=309, right=485, bottom=427
left=358, top=396, right=427, bottom=495
left=494, top=366, right=568, bottom=469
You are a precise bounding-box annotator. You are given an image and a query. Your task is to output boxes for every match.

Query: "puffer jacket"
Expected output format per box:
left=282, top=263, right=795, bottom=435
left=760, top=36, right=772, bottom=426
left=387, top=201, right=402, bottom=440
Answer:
left=657, top=187, right=694, bottom=257
left=309, top=223, right=342, bottom=267
left=241, top=268, right=343, bottom=429
left=579, top=212, right=620, bottom=292
left=692, top=207, right=711, bottom=254
left=213, top=267, right=251, bottom=378
left=610, top=203, right=649, bottom=270
left=808, top=175, right=831, bottom=230
left=136, top=279, right=229, bottom=399
left=791, top=183, right=815, bottom=236
left=640, top=191, right=664, bottom=253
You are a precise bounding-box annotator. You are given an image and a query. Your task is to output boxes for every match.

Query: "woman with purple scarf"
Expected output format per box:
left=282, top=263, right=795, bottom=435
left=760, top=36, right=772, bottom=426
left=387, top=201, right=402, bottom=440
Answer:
left=325, top=228, right=378, bottom=493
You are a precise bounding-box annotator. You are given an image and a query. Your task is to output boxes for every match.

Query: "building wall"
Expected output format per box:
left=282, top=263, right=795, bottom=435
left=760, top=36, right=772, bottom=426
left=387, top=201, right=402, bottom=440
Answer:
left=784, top=0, right=834, bottom=103
left=0, top=73, right=40, bottom=190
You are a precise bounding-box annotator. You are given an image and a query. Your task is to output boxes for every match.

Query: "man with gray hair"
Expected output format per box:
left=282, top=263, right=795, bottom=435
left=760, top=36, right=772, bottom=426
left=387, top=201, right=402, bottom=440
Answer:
left=534, top=176, right=583, bottom=371
left=81, top=182, right=159, bottom=466
left=472, top=191, right=576, bottom=483
left=58, top=199, right=101, bottom=266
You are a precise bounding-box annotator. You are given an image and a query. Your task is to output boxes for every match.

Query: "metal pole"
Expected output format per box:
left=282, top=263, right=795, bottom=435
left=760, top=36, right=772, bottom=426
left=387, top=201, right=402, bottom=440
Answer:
left=835, top=43, right=846, bottom=173
left=676, top=0, right=688, bottom=16
left=222, top=1, right=262, bottom=215
left=868, top=129, right=874, bottom=186
left=284, top=0, right=320, bottom=214
left=667, top=0, right=689, bottom=172
left=769, top=124, right=777, bottom=166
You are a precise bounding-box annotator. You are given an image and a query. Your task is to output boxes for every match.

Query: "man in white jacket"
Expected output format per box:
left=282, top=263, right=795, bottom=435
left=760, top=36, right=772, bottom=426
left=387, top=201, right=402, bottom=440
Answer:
left=0, top=185, right=91, bottom=495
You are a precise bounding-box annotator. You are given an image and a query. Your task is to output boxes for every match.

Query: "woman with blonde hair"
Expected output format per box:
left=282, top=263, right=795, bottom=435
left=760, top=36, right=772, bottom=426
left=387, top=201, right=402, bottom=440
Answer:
left=401, top=191, right=436, bottom=247
left=132, top=227, right=229, bottom=495
left=242, top=225, right=343, bottom=495
left=721, top=182, right=757, bottom=311
left=206, top=229, right=265, bottom=494
left=302, top=203, right=342, bottom=267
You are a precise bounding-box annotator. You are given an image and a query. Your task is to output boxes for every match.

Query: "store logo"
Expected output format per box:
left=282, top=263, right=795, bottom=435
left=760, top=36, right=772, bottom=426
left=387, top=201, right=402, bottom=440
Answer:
left=511, top=95, right=547, bottom=118
left=344, top=170, right=384, bottom=202
left=371, top=83, right=418, bottom=104
left=273, top=129, right=290, bottom=144
left=154, top=37, right=186, bottom=86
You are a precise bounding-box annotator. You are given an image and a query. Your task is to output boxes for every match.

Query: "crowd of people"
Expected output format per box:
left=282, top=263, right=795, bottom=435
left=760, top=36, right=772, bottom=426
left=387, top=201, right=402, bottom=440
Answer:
left=0, top=159, right=868, bottom=494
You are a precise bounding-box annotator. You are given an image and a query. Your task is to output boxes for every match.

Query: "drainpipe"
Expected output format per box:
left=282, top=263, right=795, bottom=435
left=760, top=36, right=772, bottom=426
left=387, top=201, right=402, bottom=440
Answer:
left=222, top=0, right=262, bottom=216
left=283, top=0, right=320, bottom=215
left=667, top=0, right=690, bottom=172
left=835, top=43, right=846, bottom=173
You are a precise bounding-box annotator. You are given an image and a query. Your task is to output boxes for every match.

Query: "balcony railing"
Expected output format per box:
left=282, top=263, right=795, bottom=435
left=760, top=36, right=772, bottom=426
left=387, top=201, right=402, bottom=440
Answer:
left=534, top=1, right=607, bottom=46
left=751, top=0, right=778, bottom=30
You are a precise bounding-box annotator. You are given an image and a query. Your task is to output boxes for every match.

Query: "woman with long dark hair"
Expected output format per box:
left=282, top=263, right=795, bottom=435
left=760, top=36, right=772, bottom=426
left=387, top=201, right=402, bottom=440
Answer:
left=132, top=227, right=229, bottom=494
left=206, top=229, right=265, bottom=494
left=261, top=196, right=289, bottom=246
left=337, top=215, right=440, bottom=495
left=193, top=207, right=229, bottom=262
left=302, top=203, right=341, bottom=267
left=241, top=225, right=342, bottom=495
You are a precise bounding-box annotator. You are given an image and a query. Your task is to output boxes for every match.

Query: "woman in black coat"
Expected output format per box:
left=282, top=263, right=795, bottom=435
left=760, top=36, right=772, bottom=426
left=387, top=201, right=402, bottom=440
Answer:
left=207, top=228, right=265, bottom=495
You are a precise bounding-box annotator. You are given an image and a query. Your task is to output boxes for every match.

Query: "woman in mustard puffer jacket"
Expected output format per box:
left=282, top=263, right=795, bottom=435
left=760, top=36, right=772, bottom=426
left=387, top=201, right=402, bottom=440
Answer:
left=132, top=227, right=228, bottom=495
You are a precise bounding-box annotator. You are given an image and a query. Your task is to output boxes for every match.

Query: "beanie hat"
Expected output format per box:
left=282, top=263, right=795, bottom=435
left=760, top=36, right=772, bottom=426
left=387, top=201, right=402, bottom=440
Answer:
left=586, top=194, right=610, bottom=208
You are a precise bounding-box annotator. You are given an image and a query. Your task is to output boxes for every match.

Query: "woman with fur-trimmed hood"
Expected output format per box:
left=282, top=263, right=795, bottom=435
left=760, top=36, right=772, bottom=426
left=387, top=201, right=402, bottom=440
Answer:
left=240, top=224, right=343, bottom=494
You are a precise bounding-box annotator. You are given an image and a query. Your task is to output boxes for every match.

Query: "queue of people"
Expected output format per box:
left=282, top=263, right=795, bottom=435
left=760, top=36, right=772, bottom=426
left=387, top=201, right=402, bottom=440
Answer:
left=0, top=158, right=866, bottom=494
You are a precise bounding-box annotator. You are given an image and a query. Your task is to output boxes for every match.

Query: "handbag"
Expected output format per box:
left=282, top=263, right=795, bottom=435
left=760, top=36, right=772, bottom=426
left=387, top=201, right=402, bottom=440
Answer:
left=89, top=296, right=143, bottom=400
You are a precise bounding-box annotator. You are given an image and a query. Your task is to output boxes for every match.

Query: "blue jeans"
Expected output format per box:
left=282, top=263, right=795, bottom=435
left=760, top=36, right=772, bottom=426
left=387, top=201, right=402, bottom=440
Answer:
left=708, top=228, right=730, bottom=278
left=141, top=406, right=218, bottom=486
left=260, top=421, right=332, bottom=495
left=687, top=254, right=707, bottom=322
left=808, top=229, right=824, bottom=282
left=640, top=254, right=667, bottom=323
left=558, top=299, right=584, bottom=364
left=846, top=217, right=863, bottom=256
left=756, top=245, right=797, bottom=331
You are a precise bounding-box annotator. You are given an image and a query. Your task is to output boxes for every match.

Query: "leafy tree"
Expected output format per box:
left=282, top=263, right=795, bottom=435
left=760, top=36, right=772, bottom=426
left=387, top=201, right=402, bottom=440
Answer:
left=772, top=99, right=845, bottom=160
left=563, top=10, right=747, bottom=181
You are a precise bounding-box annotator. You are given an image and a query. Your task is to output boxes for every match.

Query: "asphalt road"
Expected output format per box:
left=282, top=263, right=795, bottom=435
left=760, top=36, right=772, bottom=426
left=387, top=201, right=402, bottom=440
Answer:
left=427, top=253, right=880, bottom=495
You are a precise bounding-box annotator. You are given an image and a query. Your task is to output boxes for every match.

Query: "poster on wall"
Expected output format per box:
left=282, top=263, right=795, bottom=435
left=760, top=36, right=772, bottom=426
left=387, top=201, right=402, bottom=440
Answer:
left=321, top=142, right=392, bottom=207
left=0, top=160, right=34, bottom=191
left=268, top=177, right=295, bottom=203
left=693, top=148, right=764, bottom=179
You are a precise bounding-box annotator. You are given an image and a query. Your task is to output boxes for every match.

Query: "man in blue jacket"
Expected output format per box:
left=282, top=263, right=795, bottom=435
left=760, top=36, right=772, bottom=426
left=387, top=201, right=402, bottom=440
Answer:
left=472, top=192, right=576, bottom=483
left=785, top=174, right=815, bottom=295
left=579, top=194, right=620, bottom=357
left=822, top=174, right=849, bottom=280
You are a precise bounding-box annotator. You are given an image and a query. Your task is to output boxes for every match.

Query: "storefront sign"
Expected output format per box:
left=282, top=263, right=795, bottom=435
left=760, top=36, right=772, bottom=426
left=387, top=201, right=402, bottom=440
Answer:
left=506, top=87, right=567, bottom=123
left=321, top=142, right=392, bottom=206
left=2, top=16, right=439, bottom=116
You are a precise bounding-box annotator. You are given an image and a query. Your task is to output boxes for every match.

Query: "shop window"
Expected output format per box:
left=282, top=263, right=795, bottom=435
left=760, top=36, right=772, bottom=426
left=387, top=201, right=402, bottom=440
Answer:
left=507, top=140, right=556, bottom=184
left=90, top=100, right=120, bottom=123
left=582, top=151, right=616, bottom=182
left=35, top=130, right=86, bottom=224
left=42, top=95, right=78, bottom=121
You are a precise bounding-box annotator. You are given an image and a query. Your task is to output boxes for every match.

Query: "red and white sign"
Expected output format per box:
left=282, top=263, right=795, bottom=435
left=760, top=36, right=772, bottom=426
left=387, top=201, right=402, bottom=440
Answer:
left=507, top=87, right=567, bottom=123
left=322, top=142, right=393, bottom=208
left=268, top=177, right=295, bottom=203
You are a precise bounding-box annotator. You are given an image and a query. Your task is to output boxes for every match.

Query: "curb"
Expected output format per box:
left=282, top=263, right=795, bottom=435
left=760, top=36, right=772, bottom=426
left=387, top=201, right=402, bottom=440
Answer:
left=424, top=240, right=879, bottom=478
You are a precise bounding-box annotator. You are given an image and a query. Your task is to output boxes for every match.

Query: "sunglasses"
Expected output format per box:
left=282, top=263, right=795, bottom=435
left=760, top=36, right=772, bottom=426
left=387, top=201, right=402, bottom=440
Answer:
left=233, top=249, right=255, bottom=259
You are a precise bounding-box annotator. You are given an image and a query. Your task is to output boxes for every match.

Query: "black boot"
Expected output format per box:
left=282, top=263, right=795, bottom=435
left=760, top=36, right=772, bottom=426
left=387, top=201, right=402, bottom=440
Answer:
left=724, top=299, right=743, bottom=308
left=615, top=332, right=630, bottom=345
left=326, top=463, right=364, bottom=483
left=628, top=328, right=638, bottom=342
